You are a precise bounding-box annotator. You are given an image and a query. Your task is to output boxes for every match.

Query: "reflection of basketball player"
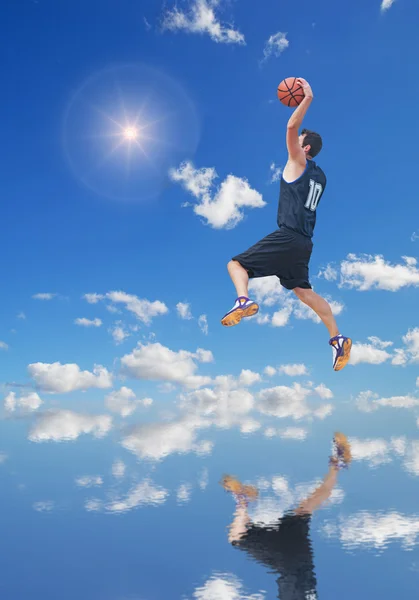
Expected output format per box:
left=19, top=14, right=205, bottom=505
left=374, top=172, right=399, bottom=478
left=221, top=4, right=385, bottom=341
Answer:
left=221, top=433, right=352, bottom=600
left=221, top=78, right=351, bottom=372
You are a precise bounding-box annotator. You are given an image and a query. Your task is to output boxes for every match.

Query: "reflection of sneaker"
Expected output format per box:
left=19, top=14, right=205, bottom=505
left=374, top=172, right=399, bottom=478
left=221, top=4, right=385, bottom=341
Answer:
left=221, top=296, right=259, bottom=327
left=221, top=475, right=258, bottom=506
left=330, top=432, right=352, bottom=470
left=329, top=335, right=352, bottom=371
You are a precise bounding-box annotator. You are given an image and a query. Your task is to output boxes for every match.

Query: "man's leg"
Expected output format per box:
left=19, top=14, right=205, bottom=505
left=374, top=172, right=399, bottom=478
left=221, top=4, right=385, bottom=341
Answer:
left=293, top=287, right=339, bottom=338
left=227, top=260, right=250, bottom=298
left=293, top=287, right=352, bottom=371
left=221, top=261, right=259, bottom=327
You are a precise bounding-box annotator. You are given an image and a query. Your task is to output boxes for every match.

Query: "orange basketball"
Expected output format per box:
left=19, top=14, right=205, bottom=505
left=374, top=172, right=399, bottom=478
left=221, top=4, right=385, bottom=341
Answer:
left=277, top=77, right=304, bottom=107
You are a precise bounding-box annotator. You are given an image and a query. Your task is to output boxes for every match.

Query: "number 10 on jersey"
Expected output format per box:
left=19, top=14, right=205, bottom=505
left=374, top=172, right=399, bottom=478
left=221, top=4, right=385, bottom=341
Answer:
left=305, top=179, right=323, bottom=212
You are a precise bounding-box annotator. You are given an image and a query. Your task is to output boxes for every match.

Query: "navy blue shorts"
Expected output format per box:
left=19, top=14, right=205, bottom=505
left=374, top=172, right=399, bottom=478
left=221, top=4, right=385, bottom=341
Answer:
left=232, top=227, right=313, bottom=290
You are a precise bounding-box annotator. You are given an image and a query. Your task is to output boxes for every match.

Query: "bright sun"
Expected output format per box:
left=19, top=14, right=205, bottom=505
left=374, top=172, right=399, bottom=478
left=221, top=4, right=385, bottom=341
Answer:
left=123, top=126, right=139, bottom=141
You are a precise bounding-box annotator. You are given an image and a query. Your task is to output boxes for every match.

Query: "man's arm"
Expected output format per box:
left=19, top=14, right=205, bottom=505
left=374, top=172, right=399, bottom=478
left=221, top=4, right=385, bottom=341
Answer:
left=286, top=78, right=314, bottom=164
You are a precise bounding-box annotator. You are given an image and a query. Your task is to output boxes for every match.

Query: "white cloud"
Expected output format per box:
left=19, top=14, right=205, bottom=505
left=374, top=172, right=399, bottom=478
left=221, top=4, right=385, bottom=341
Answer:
left=0, top=341, right=9, bottom=350
left=192, top=573, right=264, bottom=600
left=29, top=410, right=112, bottom=442
left=121, top=342, right=212, bottom=389
left=257, top=383, right=333, bottom=421
left=110, top=323, right=130, bottom=344
left=17, top=312, right=26, bottom=320
left=28, top=362, right=112, bottom=393
left=402, top=328, right=419, bottom=362
left=111, top=460, right=126, bottom=479
left=75, top=475, right=103, bottom=488
left=412, top=231, right=419, bottom=242
left=121, top=415, right=210, bottom=461
left=264, top=365, right=276, bottom=377
left=162, top=0, right=245, bottom=45
left=177, top=302, right=193, bottom=320
left=105, top=386, right=137, bottom=417
left=32, top=293, right=56, bottom=300
left=271, top=306, right=293, bottom=327
left=349, top=342, right=392, bottom=366
left=33, top=501, right=55, bottom=512
left=249, top=276, right=344, bottom=327
left=269, top=163, right=283, bottom=183
left=182, top=386, right=254, bottom=429
left=279, top=363, right=308, bottom=377
left=84, top=293, right=104, bottom=304
left=0, top=452, right=7, bottom=464
left=318, top=264, right=338, bottom=281
left=367, top=336, right=393, bottom=349
left=381, top=0, right=396, bottom=11
left=169, top=161, right=265, bottom=229
left=177, top=483, right=192, bottom=504
left=105, top=386, right=152, bottom=417
left=322, top=511, right=419, bottom=550
left=84, top=291, right=168, bottom=324
left=74, top=317, right=102, bottom=327
left=356, top=390, right=419, bottom=413
left=198, top=314, right=209, bottom=335
left=105, top=291, right=168, bottom=323
left=4, top=391, right=43, bottom=413
left=314, top=383, right=334, bottom=400
left=105, top=479, right=169, bottom=513
left=340, top=254, right=419, bottom=291
left=263, top=32, right=289, bottom=61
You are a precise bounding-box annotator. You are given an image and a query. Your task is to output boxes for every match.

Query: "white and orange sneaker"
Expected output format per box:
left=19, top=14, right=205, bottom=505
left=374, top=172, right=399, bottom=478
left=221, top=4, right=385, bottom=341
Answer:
left=221, top=296, right=259, bottom=327
left=329, top=335, right=352, bottom=371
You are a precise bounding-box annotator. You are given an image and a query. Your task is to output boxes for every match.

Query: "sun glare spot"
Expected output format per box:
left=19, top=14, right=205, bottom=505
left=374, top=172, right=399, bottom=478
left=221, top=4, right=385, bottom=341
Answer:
left=123, top=126, right=138, bottom=140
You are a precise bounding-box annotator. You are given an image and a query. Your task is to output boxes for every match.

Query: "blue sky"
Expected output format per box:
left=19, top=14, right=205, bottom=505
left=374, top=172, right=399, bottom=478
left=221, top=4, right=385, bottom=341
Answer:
left=1, top=0, right=419, bottom=598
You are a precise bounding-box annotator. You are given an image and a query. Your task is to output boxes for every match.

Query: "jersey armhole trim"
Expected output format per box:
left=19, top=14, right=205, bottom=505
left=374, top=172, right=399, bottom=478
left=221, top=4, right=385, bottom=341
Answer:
left=282, top=160, right=308, bottom=184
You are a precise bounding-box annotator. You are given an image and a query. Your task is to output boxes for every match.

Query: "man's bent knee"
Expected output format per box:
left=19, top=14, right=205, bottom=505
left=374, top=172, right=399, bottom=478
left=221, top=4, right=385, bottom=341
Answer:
left=293, top=287, right=311, bottom=302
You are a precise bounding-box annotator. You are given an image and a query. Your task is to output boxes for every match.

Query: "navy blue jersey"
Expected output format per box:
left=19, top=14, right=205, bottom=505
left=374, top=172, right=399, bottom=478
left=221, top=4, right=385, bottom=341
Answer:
left=277, top=159, right=327, bottom=238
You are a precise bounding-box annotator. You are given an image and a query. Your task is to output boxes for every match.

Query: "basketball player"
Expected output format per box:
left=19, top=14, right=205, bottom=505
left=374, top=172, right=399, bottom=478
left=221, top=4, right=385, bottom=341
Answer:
left=221, top=78, right=351, bottom=371
left=221, top=433, right=352, bottom=600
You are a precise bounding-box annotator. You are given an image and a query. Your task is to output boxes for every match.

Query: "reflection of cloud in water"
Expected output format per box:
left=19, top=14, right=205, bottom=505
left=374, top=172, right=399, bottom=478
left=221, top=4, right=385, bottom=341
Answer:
left=111, top=460, right=126, bottom=479
left=321, top=511, right=419, bottom=550
left=121, top=416, right=212, bottom=461
left=192, top=573, right=265, bottom=600
left=29, top=410, right=112, bottom=442
left=86, top=479, right=168, bottom=514
left=177, top=483, right=192, bottom=504
left=350, top=436, right=419, bottom=475
left=75, top=475, right=103, bottom=488
left=33, top=501, right=55, bottom=512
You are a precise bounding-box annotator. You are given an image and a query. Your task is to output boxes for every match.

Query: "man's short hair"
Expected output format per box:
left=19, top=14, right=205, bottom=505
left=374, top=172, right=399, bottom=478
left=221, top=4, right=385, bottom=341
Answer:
left=301, top=129, right=323, bottom=158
